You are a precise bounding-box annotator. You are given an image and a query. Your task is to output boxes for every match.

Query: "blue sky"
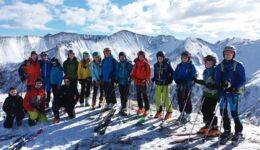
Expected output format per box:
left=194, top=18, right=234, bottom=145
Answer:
left=0, top=0, right=260, bottom=43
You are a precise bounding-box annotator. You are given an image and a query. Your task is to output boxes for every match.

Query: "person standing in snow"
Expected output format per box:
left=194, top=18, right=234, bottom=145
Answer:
left=90, top=52, right=104, bottom=110
left=78, top=51, right=92, bottom=107
left=173, top=51, right=197, bottom=123
left=18, top=59, right=30, bottom=83
left=101, top=48, right=118, bottom=110
left=152, top=51, right=174, bottom=120
left=193, top=55, right=220, bottom=136
left=25, top=51, right=41, bottom=91
left=63, top=50, right=79, bottom=90
left=52, top=76, right=79, bottom=124
left=116, top=52, right=133, bottom=116
left=2, top=87, right=25, bottom=128
left=50, top=57, right=63, bottom=104
left=214, top=46, right=246, bottom=143
left=39, top=52, right=52, bottom=108
left=131, top=50, right=151, bottom=116
left=23, top=78, right=47, bottom=126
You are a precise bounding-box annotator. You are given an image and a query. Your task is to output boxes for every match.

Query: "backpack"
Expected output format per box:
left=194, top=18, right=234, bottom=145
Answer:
left=220, top=61, right=244, bottom=94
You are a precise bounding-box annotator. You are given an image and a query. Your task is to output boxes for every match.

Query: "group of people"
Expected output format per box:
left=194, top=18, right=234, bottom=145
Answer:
left=2, top=46, right=245, bottom=142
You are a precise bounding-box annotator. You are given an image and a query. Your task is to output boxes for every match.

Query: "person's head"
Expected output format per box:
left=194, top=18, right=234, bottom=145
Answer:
left=83, top=51, right=90, bottom=60
left=51, top=58, right=59, bottom=66
left=203, top=55, right=217, bottom=69
left=156, top=51, right=165, bottom=63
left=64, top=76, right=71, bottom=86
left=181, top=51, right=191, bottom=63
left=68, top=50, right=75, bottom=60
left=103, top=48, right=111, bottom=57
left=34, top=78, right=43, bottom=89
left=119, top=52, right=126, bottom=62
left=31, top=51, right=38, bottom=61
left=92, top=51, right=101, bottom=62
left=9, top=87, right=17, bottom=96
left=223, top=46, right=236, bottom=61
left=137, top=50, right=145, bottom=61
left=41, top=52, right=48, bottom=61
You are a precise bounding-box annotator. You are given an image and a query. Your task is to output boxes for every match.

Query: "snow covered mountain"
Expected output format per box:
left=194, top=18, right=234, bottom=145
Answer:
left=0, top=30, right=260, bottom=125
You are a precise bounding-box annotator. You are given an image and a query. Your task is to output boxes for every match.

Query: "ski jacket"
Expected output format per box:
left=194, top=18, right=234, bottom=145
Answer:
left=77, top=59, right=92, bottom=80
left=23, top=87, right=46, bottom=112
left=101, top=56, right=117, bottom=82
left=153, top=59, right=174, bottom=85
left=132, top=58, right=151, bottom=86
left=50, top=64, right=63, bottom=85
left=173, top=60, right=197, bottom=90
left=90, top=60, right=102, bottom=81
left=3, top=94, right=25, bottom=117
left=57, top=84, right=79, bottom=107
left=202, top=67, right=218, bottom=98
left=215, top=59, right=246, bottom=95
left=116, top=60, right=133, bottom=85
left=39, top=59, right=51, bottom=79
left=63, top=57, right=79, bottom=80
left=26, top=57, right=41, bottom=86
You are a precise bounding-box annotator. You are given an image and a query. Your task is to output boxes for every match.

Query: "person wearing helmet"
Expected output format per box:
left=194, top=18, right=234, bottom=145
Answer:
left=152, top=51, right=174, bottom=120
left=52, top=76, right=79, bottom=124
left=39, top=52, right=52, bottom=108
left=50, top=58, right=63, bottom=104
left=173, top=50, right=197, bottom=123
left=214, top=46, right=246, bottom=144
left=116, top=52, right=133, bottom=116
left=78, top=51, right=92, bottom=107
left=25, top=51, right=41, bottom=91
left=131, top=50, right=151, bottom=116
left=101, top=48, right=118, bottom=110
left=23, top=78, right=48, bottom=126
left=193, top=55, right=220, bottom=137
left=63, top=50, right=79, bottom=89
left=90, top=51, right=104, bottom=109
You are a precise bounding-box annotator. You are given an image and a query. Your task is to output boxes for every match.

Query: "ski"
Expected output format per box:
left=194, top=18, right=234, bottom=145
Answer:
left=173, top=132, right=198, bottom=136
left=231, top=136, right=245, bottom=146
left=170, top=134, right=217, bottom=145
left=94, top=109, right=116, bottom=134
left=219, top=134, right=233, bottom=145
left=0, top=134, right=21, bottom=142
left=9, top=128, right=43, bottom=150
left=122, top=114, right=143, bottom=123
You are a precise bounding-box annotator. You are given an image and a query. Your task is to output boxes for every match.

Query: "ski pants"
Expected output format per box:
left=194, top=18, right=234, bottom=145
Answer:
left=3, top=114, right=24, bottom=128
left=43, top=78, right=51, bottom=104
left=119, top=84, right=130, bottom=110
left=92, top=81, right=104, bottom=106
left=136, top=85, right=150, bottom=111
left=201, top=96, right=219, bottom=126
left=103, top=82, right=116, bottom=105
left=52, top=100, right=76, bottom=119
left=79, top=78, right=92, bottom=104
left=28, top=111, right=48, bottom=122
left=155, top=85, right=173, bottom=113
left=220, top=93, right=243, bottom=133
left=177, top=89, right=192, bottom=114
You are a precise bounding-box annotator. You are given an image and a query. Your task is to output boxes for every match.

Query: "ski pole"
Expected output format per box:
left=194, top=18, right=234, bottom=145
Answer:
left=187, top=96, right=206, bottom=145
left=178, top=89, right=192, bottom=124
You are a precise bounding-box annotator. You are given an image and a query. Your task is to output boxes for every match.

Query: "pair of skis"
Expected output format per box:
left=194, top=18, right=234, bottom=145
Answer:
left=9, top=128, right=43, bottom=150
left=94, top=109, right=116, bottom=135
left=0, top=133, right=21, bottom=142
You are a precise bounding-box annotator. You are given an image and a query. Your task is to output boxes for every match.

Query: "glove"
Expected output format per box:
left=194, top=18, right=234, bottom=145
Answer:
left=221, top=81, right=231, bottom=89
left=193, top=77, right=198, bottom=82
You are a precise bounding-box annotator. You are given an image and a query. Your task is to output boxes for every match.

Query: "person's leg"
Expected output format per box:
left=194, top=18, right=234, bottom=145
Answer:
left=52, top=84, right=58, bottom=101
left=79, top=80, right=86, bottom=104
left=164, top=85, right=173, bottom=113
left=99, top=83, right=104, bottom=107
left=184, top=89, right=192, bottom=114
left=202, top=97, right=211, bottom=125
left=27, top=111, right=39, bottom=126
left=208, top=97, right=219, bottom=126
left=142, top=85, right=150, bottom=111
left=155, top=85, right=163, bottom=112
left=52, top=101, right=61, bottom=120
left=3, top=115, right=15, bottom=128
left=92, top=81, right=98, bottom=107
left=177, top=89, right=184, bottom=113
left=220, top=97, right=231, bottom=132
left=66, top=107, right=76, bottom=119
left=119, top=85, right=124, bottom=109
left=103, top=82, right=110, bottom=105
left=229, top=94, right=243, bottom=133
left=38, top=113, right=48, bottom=122
left=108, top=82, right=116, bottom=105
left=136, top=85, right=143, bottom=109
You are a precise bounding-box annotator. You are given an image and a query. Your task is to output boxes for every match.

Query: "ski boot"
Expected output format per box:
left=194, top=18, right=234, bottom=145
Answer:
left=52, top=118, right=60, bottom=124
left=154, top=111, right=162, bottom=118
left=143, top=110, right=149, bottom=117
left=219, top=130, right=232, bottom=145
left=164, top=112, right=172, bottom=120
left=136, top=108, right=145, bottom=115
left=207, top=125, right=220, bottom=137
left=231, top=132, right=244, bottom=145
left=197, top=125, right=209, bottom=135
left=120, top=108, right=128, bottom=116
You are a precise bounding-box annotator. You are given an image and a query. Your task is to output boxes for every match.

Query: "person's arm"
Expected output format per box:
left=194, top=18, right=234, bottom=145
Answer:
left=233, top=63, right=246, bottom=89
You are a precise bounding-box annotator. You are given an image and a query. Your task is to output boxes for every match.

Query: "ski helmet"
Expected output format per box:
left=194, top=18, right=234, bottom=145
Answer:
left=223, top=46, right=236, bottom=58
left=92, top=51, right=101, bottom=57
left=181, top=51, right=191, bottom=59
left=203, top=55, right=217, bottom=66
left=156, top=51, right=165, bottom=58
left=137, top=50, right=145, bottom=57
left=119, top=52, right=126, bottom=57
left=83, top=51, right=90, bottom=57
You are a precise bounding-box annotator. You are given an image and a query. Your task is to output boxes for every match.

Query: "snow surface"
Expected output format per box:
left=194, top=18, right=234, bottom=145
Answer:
left=0, top=92, right=260, bottom=150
